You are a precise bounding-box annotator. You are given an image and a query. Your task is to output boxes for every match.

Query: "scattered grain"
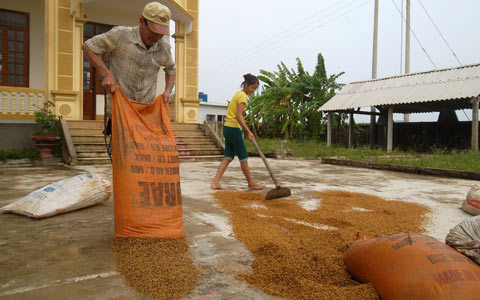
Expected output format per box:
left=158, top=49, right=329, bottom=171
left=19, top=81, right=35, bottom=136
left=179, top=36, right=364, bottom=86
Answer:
left=214, top=190, right=430, bottom=300
left=112, top=237, right=200, bottom=300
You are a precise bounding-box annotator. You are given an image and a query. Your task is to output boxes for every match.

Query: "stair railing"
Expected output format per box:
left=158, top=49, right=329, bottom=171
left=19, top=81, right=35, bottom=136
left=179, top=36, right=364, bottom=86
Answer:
left=58, top=119, right=77, bottom=165
left=200, top=122, right=225, bottom=152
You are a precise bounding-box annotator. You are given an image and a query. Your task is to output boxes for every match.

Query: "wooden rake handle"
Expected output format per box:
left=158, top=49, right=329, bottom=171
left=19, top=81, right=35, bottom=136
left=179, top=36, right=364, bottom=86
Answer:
left=251, top=138, right=280, bottom=188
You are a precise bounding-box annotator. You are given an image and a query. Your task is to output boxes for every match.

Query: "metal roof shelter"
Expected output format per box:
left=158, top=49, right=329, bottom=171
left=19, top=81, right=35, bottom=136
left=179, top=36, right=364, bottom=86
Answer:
left=319, top=63, right=480, bottom=152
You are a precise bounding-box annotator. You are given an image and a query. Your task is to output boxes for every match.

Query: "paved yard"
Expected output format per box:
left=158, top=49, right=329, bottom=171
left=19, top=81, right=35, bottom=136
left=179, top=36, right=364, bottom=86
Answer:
left=0, top=158, right=476, bottom=299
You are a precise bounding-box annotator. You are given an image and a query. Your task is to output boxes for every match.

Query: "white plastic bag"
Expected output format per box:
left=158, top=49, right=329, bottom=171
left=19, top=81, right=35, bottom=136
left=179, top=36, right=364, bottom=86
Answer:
left=462, top=185, right=480, bottom=216
left=1, top=172, right=111, bottom=218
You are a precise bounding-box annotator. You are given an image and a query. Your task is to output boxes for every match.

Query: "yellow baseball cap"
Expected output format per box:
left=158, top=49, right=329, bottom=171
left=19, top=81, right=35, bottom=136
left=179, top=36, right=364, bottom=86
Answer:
left=142, top=2, right=171, bottom=35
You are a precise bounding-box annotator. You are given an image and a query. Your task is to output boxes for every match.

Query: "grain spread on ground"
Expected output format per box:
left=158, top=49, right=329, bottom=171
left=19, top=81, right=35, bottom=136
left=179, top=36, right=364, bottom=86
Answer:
left=214, top=190, right=431, bottom=300
left=112, top=237, right=200, bottom=300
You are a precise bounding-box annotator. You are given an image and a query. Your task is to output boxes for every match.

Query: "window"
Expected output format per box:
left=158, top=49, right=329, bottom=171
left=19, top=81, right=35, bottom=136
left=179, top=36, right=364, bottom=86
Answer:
left=0, top=9, right=29, bottom=87
left=206, top=114, right=215, bottom=122
left=217, top=115, right=226, bottom=122
left=83, top=22, right=113, bottom=93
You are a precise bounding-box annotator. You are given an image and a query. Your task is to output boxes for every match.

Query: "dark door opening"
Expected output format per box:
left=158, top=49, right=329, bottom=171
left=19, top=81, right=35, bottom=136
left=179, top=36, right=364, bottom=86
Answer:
left=83, top=22, right=113, bottom=120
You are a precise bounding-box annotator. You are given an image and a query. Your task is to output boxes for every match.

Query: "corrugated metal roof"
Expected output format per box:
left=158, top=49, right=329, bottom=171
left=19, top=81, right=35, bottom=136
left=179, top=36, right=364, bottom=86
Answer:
left=320, top=63, right=480, bottom=112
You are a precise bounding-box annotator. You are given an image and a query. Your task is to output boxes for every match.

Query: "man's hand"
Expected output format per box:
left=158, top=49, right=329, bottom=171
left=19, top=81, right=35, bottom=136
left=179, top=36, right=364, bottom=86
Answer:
left=162, top=92, right=172, bottom=105
left=82, top=43, right=116, bottom=94
left=102, top=74, right=117, bottom=94
left=247, top=131, right=255, bottom=141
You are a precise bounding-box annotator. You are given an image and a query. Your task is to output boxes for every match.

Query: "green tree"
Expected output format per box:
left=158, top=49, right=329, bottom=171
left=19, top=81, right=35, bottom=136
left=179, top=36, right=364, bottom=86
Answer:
left=246, top=53, right=344, bottom=140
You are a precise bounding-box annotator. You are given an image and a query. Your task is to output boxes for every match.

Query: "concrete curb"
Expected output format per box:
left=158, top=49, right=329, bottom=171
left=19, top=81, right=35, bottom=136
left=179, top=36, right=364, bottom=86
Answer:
left=0, top=157, right=64, bottom=168
left=320, top=158, right=480, bottom=181
left=0, top=158, right=32, bottom=168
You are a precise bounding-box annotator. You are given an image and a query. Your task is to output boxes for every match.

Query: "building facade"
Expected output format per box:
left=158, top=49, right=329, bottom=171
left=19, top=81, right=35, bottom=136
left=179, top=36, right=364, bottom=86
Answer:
left=198, top=101, right=227, bottom=124
left=0, top=0, right=200, bottom=123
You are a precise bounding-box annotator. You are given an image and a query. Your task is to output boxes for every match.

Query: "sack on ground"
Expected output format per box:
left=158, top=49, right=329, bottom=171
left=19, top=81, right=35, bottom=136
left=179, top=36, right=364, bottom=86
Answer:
left=446, top=215, right=480, bottom=265
left=462, top=185, right=480, bottom=215
left=344, top=233, right=480, bottom=300
left=111, top=88, right=184, bottom=238
left=0, top=172, right=111, bottom=218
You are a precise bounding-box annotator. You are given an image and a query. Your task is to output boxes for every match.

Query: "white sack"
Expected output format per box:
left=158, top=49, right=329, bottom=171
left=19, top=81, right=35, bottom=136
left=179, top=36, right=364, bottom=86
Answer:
left=462, top=185, right=480, bottom=216
left=445, top=215, right=480, bottom=265
left=1, top=172, right=111, bottom=218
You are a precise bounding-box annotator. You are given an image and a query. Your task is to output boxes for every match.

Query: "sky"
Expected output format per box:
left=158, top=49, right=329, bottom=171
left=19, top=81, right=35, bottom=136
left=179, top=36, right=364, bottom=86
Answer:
left=196, top=0, right=480, bottom=122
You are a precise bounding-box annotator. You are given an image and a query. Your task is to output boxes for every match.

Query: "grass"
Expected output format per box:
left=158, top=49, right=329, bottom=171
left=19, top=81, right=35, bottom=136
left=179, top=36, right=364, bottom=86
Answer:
left=0, top=148, right=41, bottom=162
left=245, top=138, right=480, bottom=173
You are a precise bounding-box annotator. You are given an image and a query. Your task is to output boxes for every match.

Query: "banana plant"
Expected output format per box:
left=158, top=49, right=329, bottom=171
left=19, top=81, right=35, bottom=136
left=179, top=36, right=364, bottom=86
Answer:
left=247, top=53, right=344, bottom=140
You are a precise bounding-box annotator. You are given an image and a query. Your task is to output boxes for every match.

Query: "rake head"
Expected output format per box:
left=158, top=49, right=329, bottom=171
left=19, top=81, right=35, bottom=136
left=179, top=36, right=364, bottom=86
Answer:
left=265, top=186, right=291, bottom=200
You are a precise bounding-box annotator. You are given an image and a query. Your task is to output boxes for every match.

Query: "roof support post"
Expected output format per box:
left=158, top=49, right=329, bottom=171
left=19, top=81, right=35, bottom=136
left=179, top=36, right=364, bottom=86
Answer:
left=370, top=110, right=377, bottom=149
left=472, top=97, right=479, bottom=151
left=348, top=112, right=354, bottom=148
left=327, top=112, right=332, bottom=147
left=387, top=106, right=393, bottom=152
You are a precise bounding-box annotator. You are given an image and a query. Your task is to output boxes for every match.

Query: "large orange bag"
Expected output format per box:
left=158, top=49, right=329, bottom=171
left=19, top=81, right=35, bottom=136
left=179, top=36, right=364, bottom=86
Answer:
left=344, top=233, right=480, bottom=300
left=111, top=88, right=184, bottom=238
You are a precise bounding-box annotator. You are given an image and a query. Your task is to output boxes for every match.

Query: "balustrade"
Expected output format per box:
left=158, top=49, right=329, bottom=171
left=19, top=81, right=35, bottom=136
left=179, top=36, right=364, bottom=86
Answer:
left=0, top=87, right=45, bottom=117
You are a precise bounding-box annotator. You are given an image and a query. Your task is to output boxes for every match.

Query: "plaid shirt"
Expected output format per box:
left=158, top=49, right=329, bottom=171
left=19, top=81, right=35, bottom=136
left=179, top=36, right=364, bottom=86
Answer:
left=85, top=26, right=176, bottom=104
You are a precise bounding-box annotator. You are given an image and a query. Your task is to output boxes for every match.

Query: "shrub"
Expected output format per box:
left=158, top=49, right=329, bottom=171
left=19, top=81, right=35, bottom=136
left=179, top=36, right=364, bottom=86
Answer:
left=0, top=148, right=41, bottom=162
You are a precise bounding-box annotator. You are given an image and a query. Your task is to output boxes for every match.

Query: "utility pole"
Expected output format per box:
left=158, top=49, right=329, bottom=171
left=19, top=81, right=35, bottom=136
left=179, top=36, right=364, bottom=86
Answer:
left=405, top=0, right=411, bottom=74
left=372, top=0, right=379, bottom=79
left=370, top=0, right=379, bottom=148
left=404, top=0, right=411, bottom=122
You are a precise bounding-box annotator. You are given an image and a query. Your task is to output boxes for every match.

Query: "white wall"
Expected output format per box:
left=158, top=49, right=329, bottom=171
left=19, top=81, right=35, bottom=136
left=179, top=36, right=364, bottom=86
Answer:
left=2, top=0, right=45, bottom=89
left=198, top=102, right=227, bottom=123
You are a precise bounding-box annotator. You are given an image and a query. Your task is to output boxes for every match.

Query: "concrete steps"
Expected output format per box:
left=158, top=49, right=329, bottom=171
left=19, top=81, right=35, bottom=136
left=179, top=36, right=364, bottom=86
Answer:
left=172, top=122, right=223, bottom=162
left=76, top=157, right=112, bottom=165
left=75, top=143, right=106, bottom=151
left=177, top=148, right=223, bottom=156
left=177, top=142, right=219, bottom=149
left=175, top=136, right=212, bottom=142
left=177, top=155, right=224, bottom=162
left=65, top=120, right=223, bottom=165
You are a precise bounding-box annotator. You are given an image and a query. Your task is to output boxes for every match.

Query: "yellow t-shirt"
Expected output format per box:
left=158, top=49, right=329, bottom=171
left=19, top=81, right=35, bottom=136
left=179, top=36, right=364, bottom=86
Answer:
left=224, top=91, right=248, bottom=128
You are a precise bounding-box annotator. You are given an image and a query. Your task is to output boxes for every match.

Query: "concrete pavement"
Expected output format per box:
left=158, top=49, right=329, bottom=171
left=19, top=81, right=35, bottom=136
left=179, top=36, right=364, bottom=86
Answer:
left=0, top=158, right=476, bottom=299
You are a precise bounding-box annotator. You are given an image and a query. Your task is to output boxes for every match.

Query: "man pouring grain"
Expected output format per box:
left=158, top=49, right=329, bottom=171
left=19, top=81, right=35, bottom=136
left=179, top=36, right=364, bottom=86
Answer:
left=84, top=2, right=185, bottom=239
left=82, top=1, right=176, bottom=114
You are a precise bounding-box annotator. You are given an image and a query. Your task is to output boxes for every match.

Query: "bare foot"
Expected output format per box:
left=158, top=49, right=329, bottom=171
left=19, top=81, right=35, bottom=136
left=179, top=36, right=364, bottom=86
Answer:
left=248, top=183, right=265, bottom=190
left=211, top=183, right=227, bottom=190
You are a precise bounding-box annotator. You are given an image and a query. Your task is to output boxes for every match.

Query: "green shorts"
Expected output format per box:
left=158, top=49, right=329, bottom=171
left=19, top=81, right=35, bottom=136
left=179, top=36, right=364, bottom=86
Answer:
left=223, top=126, right=248, bottom=162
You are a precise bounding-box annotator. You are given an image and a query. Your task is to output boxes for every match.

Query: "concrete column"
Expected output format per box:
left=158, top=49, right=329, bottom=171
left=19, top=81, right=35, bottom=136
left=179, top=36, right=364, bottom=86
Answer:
left=45, top=0, right=80, bottom=120
left=370, top=0, right=379, bottom=148
left=387, top=106, right=393, bottom=152
left=45, top=0, right=57, bottom=99
left=74, top=4, right=87, bottom=120
left=181, top=0, right=200, bottom=123
left=405, top=0, right=411, bottom=74
left=371, top=0, right=379, bottom=79
left=45, top=1, right=57, bottom=99
left=162, top=0, right=200, bottom=123
left=327, top=112, right=332, bottom=146
left=404, top=0, right=411, bottom=122
left=173, top=29, right=186, bottom=123
left=472, top=97, right=479, bottom=151
left=348, top=112, right=354, bottom=148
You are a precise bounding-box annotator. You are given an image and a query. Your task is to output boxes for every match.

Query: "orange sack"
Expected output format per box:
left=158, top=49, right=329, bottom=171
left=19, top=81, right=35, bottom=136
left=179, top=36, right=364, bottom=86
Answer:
left=343, top=233, right=480, bottom=300
left=111, top=88, right=184, bottom=238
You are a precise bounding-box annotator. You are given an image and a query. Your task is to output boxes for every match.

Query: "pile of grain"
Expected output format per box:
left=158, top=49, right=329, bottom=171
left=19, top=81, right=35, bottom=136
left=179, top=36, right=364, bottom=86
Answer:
left=112, top=237, right=200, bottom=300
left=215, top=190, right=430, bottom=300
